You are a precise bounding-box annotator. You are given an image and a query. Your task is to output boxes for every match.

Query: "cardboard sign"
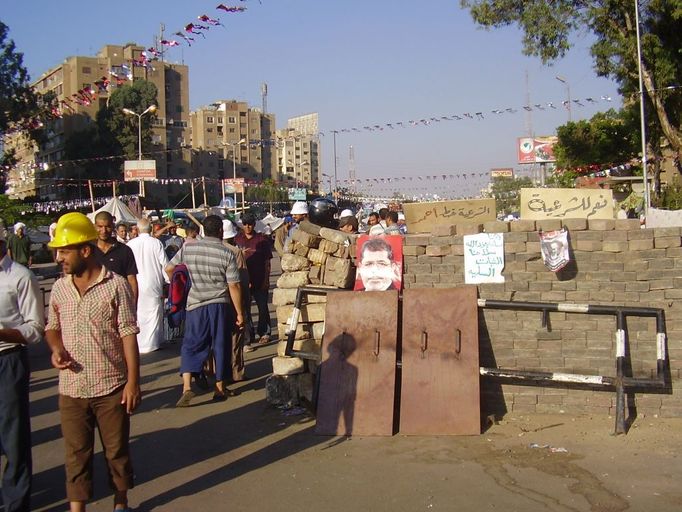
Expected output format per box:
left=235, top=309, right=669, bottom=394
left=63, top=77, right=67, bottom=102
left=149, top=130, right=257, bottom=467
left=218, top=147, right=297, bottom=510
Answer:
left=520, top=188, right=614, bottom=220
left=403, top=199, right=495, bottom=234
left=463, top=233, right=505, bottom=284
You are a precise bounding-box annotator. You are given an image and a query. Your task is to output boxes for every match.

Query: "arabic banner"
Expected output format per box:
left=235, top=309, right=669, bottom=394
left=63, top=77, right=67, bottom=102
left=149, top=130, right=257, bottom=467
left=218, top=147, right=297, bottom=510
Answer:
left=403, top=198, right=496, bottom=233
left=518, top=136, right=558, bottom=164
left=463, top=233, right=505, bottom=284
left=520, top=188, right=614, bottom=220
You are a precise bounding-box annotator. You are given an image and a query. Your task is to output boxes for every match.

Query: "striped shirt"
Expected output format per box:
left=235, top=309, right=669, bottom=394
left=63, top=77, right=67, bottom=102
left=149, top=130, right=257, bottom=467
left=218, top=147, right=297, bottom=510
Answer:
left=0, top=255, right=44, bottom=352
left=46, top=266, right=139, bottom=398
left=169, top=236, right=240, bottom=311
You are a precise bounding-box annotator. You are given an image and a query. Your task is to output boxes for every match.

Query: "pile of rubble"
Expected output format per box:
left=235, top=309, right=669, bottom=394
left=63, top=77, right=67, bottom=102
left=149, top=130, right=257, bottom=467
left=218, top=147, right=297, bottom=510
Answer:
left=266, top=220, right=357, bottom=407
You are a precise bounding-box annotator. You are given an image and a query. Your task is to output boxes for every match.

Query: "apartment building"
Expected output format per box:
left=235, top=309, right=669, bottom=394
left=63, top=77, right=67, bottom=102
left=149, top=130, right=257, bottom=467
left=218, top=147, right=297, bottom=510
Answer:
left=4, top=43, right=191, bottom=200
left=189, top=100, right=276, bottom=183
left=276, top=113, right=320, bottom=191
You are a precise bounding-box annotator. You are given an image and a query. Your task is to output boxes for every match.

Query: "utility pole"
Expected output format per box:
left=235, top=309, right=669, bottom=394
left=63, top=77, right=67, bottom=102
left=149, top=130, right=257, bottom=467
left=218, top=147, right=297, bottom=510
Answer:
left=348, top=145, right=356, bottom=195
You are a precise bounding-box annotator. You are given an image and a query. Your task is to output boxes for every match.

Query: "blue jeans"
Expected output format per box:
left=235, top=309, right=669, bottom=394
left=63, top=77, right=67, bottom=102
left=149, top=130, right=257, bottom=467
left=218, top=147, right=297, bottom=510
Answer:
left=0, top=348, right=32, bottom=512
left=181, top=303, right=232, bottom=382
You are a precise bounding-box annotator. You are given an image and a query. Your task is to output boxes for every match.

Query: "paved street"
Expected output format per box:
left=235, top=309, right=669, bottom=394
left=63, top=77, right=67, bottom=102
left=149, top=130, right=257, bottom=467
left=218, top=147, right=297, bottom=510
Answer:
left=26, top=260, right=682, bottom=511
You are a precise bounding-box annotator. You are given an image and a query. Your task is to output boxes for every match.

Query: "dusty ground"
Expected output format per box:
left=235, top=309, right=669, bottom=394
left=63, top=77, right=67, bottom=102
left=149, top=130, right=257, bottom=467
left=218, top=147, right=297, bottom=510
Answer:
left=27, top=261, right=682, bottom=511
left=28, top=337, right=682, bottom=512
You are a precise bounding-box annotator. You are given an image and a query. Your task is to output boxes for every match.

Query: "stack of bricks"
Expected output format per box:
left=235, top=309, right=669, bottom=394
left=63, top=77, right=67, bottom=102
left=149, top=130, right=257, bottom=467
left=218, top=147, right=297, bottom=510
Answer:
left=265, top=220, right=357, bottom=407
left=402, top=217, right=682, bottom=418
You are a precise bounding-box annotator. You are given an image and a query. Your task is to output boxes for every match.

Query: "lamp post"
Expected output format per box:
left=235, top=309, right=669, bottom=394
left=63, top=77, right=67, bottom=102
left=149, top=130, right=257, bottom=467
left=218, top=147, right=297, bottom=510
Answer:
left=634, top=0, right=650, bottom=216
left=555, top=75, right=572, bottom=122
left=224, top=138, right=246, bottom=211
left=122, top=105, right=157, bottom=196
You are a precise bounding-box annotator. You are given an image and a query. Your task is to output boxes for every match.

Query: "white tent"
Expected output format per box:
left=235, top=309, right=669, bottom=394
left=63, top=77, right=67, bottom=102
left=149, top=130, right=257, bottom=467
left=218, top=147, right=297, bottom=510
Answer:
left=88, top=197, right=140, bottom=224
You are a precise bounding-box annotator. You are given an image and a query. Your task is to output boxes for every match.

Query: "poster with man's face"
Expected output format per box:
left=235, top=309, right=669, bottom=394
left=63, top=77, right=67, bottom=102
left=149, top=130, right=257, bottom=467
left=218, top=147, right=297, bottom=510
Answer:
left=354, top=235, right=403, bottom=291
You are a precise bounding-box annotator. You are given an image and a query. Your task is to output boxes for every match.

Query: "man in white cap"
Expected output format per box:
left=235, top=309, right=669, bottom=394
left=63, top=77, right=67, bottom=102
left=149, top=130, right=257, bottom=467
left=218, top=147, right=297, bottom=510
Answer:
left=290, top=201, right=308, bottom=224
left=339, top=208, right=354, bottom=219
left=0, top=228, right=44, bottom=510
left=7, top=222, right=32, bottom=267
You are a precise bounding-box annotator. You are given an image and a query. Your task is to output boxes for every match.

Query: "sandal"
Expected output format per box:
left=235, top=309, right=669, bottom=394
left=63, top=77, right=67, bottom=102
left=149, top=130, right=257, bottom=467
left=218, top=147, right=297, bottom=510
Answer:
left=175, top=390, right=195, bottom=408
left=258, top=334, right=271, bottom=345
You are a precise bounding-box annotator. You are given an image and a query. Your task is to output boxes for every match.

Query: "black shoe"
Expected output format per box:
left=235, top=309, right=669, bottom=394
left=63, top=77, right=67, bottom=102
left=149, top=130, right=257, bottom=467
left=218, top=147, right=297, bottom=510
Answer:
left=193, top=371, right=210, bottom=391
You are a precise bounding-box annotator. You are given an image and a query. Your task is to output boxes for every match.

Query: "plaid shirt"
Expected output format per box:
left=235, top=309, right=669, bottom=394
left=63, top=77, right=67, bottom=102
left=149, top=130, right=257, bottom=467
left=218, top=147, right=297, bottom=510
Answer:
left=46, top=266, right=139, bottom=398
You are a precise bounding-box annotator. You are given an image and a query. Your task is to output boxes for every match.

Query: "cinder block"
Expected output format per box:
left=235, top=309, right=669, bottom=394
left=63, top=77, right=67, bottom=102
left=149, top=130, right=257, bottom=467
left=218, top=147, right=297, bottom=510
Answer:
left=404, top=234, right=431, bottom=246
left=536, top=219, right=562, bottom=231
left=653, top=227, right=681, bottom=237
left=629, top=239, right=654, bottom=251
left=588, top=219, right=615, bottom=231
left=403, top=245, right=426, bottom=256
left=483, top=221, right=510, bottom=233
left=654, top=236, right=681, bottom=249
left=271, top=356, right=305, bottom=375
left=425, top=245, right=451, bottom=256
left=456, top=224, right=483, bottom=236
left=511, top=220, right=536, bottom=232
left=603, top=241, right=628, bottom=252
left=615, top=219, right=640, bottom=230
left=562, top=219, right=588, bottom=231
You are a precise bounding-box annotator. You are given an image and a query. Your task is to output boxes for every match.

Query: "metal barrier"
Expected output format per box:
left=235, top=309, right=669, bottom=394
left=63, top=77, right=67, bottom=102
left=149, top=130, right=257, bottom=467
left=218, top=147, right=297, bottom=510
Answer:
left=284, top=287, right=670, bottom=434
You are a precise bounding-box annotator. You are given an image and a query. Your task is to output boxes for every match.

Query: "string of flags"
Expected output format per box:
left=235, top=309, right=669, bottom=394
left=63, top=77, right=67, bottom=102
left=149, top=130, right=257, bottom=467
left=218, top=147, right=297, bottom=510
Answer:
left=160, top=2, right=252, bottom=48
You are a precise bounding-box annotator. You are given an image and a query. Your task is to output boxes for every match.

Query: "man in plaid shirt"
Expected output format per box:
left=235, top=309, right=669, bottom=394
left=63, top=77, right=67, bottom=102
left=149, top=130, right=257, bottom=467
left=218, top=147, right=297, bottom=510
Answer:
left=45, top=213, right=141, bottom=512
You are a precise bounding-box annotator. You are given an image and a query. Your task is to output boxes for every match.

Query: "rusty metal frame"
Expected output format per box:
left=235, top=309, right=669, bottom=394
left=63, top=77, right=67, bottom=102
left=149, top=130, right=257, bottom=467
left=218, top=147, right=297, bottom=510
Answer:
left=477, top=299, right=669, bottom=435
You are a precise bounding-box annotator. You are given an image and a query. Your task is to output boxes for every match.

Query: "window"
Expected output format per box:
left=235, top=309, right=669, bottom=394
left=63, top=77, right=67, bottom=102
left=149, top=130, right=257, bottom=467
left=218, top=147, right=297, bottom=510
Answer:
left=217, top=117, right=223, bottom=124
left=217, top=126, right=223, bottom=134
left=82, top=66, right=91, bottom=74
left=229, top=128, right=235, bottom=133
left=228, top=116, right=236, bottom=123
left=176, top=105, right=183, bottom=113
left=206, top=116, right=214, bottom=123
left=207, top=127, right=214, bottom=133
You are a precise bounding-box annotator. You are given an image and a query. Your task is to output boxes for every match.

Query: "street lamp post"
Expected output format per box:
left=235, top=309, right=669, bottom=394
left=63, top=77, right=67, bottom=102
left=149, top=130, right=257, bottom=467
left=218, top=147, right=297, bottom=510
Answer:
left=122, top=105, right=157, bottom=195
left=224, top=138, right=246, bottom=211
left=555, top=75, right=572, bottom=122
left=634, top=0, right=650, bottom=216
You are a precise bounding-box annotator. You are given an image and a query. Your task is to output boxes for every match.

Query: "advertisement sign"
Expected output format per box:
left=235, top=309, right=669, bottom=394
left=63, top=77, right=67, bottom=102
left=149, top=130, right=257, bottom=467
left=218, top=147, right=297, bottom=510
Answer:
left=124, top=160, right=157, bottom=181
left=491, top=168, right=514, bottom=178
left=402, top=199, right=496, bottom=234
left=517, top=136, right=558, bottom=164
left=288, top=188, right=307, bottom=200
left=520, top=188, right=614, bottom=220
left=223, top=178, right=245, bottom=194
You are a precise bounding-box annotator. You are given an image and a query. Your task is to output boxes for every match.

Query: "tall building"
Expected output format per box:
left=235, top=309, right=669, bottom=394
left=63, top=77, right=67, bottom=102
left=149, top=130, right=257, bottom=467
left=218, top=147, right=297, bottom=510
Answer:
left=4, top=43, right=191, bottom=201
left=189, top=100, right=276, bottom=183
left=276, top=113, right=320, bottom=191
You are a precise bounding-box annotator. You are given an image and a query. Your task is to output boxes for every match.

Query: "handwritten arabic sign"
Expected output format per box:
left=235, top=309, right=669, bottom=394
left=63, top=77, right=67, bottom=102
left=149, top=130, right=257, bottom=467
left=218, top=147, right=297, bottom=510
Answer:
left=520, top=188, right=614, bottom=220
left=403, top=199, right=495, bottom=234
left=464, top=233, right=505, bottom=284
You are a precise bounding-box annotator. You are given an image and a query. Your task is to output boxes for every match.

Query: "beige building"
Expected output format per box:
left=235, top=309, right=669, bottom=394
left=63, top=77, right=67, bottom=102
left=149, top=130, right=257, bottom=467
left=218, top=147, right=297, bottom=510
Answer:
left=189, top=100, right=276, bottom=186
left=4, top=43, right=191, bottom=201
left=276, top=113, right=320, bottom=191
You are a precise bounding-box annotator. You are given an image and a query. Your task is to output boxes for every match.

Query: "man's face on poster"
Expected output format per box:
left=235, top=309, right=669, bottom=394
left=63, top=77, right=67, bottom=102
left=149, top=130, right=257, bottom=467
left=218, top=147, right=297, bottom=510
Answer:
left=358, top=248, right=399, bottom=291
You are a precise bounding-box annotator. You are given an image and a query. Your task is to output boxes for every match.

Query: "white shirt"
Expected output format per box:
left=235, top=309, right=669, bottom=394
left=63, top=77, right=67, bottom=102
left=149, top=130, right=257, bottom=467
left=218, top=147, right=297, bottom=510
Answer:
left=126, top=233, right=169, bottom=296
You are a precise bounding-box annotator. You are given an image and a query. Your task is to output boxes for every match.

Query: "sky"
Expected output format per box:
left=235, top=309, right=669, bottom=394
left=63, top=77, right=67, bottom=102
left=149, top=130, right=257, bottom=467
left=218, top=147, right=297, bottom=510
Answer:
left=3, top=0, right=622, bottom=199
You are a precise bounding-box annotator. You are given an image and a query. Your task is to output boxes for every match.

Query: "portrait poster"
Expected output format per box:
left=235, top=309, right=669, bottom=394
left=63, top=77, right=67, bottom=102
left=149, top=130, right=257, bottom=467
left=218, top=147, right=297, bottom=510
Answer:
left=354, top=235, right=404, bottom=291
left=539, top=229, right=570, bottom=272
left=463, top=233, right=505, bottom=284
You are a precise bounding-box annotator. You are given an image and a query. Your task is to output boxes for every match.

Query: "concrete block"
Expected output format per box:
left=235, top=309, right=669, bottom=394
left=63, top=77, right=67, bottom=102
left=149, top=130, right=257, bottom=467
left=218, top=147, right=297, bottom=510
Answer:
left=510, top=220, right=536, bottom=232
left=615, top=219, right=640, bottom=230
left=603, top=241, right=628, bottom=252
left=653, top=227, right=681, bottom=237
left=272, top=287, right=298, bottom=306
left=276, top=338, right=320, bottom=357
left=425, top=245, right=451, bottom=256
left=277, top=322, right=313, bottom=341
left=536, top=219, right=562, bottom=231
left=276, top=271, right=310, bottom=289
left=432, top=224, right=456, bottom=236
left=456, top=224, right=483, bottom=236
left=561, top=219, right=588, bottom=231
left=280, top=253, right=310, bottom=272
left=272, top=356, right=306, bottom=375
left=403, top=245, right=426, bottom=256
left=404, top=234, right=431, bottom=246
left=587, top=219, right=615, bottom=231
left=654, top=236, right=681, bottom=249
left=277, top=303, right=327, bottom=324
left=629, top=239, right=654, bottom=251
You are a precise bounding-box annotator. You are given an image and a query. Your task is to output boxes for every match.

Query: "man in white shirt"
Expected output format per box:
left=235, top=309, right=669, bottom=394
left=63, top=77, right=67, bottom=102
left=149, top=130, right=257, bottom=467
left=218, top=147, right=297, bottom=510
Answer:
left=0, top=229, right=45, bottom=511
left=126, top=219, right=169, bottom=353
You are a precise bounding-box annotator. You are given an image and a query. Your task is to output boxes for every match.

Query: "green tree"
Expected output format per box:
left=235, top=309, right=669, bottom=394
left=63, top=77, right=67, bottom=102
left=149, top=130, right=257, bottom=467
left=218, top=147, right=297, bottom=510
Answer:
left=99, top=81, right=158, bottom=159
left=246, top=179, right=287, bottom=213
left=0, top=21, right=39, bottom=136
left=460, top=0, right=682, bottom=174
left=488, top=176, right=534, bottom=215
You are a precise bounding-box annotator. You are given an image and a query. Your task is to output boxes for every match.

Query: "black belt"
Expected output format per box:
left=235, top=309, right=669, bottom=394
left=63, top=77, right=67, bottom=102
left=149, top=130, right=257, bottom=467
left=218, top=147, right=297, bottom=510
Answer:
left=0, top=346, right=24, bottom=357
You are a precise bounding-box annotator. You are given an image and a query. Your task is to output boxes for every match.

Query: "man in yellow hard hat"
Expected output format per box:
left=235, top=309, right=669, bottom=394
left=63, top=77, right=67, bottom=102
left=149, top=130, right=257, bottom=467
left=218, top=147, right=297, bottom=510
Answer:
left=44, top=212, right=141, bottom=512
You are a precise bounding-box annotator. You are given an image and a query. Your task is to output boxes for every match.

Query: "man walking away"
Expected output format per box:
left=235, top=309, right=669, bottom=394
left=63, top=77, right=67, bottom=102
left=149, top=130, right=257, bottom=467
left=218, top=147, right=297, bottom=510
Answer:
left=126, top=219, right=169, bottom=354
left=0, top=229, right=45, bottom=511
left=166, top=215, right=244, bottom=406
left=45, top=212, right=141, bottom=512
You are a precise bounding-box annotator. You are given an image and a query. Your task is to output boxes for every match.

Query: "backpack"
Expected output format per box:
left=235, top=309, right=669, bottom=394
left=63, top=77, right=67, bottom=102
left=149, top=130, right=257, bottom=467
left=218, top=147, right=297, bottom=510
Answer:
left=167, top=264, right=191, bottom=329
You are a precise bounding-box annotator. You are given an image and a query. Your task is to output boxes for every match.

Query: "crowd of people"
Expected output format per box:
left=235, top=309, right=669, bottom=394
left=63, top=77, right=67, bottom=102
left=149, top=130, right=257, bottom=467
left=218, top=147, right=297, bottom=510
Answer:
left=0, top=199, right=409, bottom=511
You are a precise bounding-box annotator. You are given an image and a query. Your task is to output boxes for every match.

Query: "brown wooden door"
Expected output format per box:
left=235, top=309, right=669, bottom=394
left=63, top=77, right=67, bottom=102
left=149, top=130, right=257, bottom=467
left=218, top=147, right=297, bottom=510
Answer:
left=400, top=286, right=480, bottom=435
left=315, top=290, right=398, bottom=436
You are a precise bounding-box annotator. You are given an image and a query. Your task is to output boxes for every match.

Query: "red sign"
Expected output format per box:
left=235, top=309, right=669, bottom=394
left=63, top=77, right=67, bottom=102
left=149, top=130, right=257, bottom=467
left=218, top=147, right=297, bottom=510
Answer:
left=124, top=160, right=157, bottom=181
left=517, top=136, right=557, bottom=164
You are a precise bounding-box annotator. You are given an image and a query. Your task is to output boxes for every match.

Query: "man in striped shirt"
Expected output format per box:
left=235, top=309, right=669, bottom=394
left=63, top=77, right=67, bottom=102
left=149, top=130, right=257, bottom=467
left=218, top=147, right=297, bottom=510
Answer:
left=45, top=212, right=140, bottom=512
left=166, top=215, right=244, bottom=406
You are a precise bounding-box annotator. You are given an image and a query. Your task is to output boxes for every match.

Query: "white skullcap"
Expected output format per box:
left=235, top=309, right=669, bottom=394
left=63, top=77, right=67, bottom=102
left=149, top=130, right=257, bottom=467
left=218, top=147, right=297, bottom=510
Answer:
left=398, top=212, right=405, bottom=221
left=222, top=219, right=238, bottom=239
left=14, top=222, right=26, bottom=232
left=369, top=224, right=385, bottom=236
left=291, top=201, right=308, bottom=215
left=339, top=209, right=354, bottom=218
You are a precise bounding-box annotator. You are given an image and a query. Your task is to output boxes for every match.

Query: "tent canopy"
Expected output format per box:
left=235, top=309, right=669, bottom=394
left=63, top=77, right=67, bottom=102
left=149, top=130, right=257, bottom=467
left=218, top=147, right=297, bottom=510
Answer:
left=87, top=197, right=140, bottom=224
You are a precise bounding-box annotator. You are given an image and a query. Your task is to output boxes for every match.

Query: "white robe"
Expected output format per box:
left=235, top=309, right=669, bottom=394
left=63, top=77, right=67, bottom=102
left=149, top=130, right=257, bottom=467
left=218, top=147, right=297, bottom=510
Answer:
left=127, top=233, right=169, bottom=353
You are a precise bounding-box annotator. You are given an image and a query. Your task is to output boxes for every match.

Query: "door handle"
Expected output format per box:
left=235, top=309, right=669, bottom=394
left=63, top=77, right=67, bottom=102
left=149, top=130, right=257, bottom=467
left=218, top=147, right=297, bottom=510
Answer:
left=454, top=328, right=461, bottom=359
left=420, top=331, right=427, bottom=359
left=373, top=329, right=380, bottom=357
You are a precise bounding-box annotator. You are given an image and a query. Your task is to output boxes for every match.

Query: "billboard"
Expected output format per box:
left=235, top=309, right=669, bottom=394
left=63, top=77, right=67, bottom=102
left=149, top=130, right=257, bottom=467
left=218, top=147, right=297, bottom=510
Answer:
left=124, top=160, right=157, bottom=181
left=288, top=187, right=307, bottom=200
left=517, top=136, right=558, bottom=164
left=223, top=178, right=245, bottom=194
left=491, top=168, right=514, bottom=178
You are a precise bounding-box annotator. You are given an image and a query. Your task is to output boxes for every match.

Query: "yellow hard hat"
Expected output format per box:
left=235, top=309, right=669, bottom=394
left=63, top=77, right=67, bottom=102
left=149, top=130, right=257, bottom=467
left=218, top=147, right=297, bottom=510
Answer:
left=48, top=212, right=98, bottom=248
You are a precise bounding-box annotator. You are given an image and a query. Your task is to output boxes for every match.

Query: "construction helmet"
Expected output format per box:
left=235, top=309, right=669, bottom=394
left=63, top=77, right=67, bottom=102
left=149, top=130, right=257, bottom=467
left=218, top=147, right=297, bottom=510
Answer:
left=48, top=212, right=98, bottom=249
